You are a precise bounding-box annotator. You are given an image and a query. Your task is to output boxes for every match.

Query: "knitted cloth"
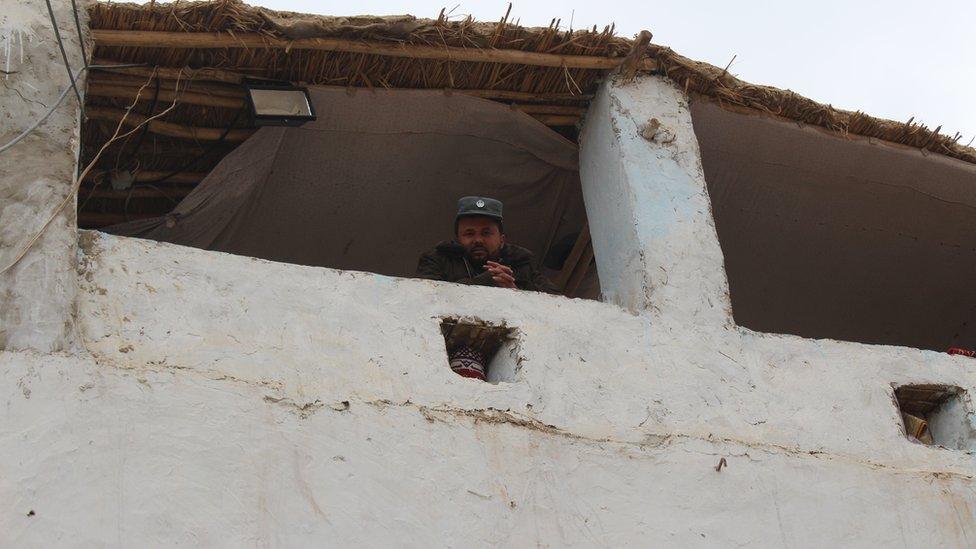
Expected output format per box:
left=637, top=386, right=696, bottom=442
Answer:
left=449, top=346, right=487, bottom=381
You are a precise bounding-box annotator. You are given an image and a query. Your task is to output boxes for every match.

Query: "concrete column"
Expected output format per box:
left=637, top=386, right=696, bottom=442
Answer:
left=0, top=0, right=90, bottom=351
left=579, top=75, right=732, bottom=328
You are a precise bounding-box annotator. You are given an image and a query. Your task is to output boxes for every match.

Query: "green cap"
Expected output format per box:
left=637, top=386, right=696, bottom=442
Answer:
left=456, top=196, right=503, bottom=221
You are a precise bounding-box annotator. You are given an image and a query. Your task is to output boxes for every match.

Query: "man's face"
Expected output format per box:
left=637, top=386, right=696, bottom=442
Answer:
left=456, top=216, right=505, bottom=263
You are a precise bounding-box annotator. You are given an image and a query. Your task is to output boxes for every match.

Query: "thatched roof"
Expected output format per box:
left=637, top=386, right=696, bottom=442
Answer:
left=79, top=0, right=975, bottom=228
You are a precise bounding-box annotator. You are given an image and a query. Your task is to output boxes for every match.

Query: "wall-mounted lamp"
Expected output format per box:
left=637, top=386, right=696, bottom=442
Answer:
left=243, top=78, right=316, bottom=127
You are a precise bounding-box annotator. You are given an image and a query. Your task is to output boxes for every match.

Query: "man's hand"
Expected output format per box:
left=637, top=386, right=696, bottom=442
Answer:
left=485, top=261, right=517, bottom=289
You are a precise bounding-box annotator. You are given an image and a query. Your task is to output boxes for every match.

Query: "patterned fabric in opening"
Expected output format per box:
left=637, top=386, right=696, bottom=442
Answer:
left=449, top=345, right=487, bottom=381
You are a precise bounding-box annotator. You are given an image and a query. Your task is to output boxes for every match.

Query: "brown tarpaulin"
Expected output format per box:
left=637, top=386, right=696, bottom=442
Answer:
left=108, top=87, right=586, bottom=280
left=691, top=99, right=976, bottom=351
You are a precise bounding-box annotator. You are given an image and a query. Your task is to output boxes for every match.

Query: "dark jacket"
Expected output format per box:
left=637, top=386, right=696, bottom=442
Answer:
left=417, top=241, right=558, bottom=293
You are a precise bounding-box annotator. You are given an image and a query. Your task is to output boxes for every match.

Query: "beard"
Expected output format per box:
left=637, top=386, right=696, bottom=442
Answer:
left=465, top=244, right=496, bottom=266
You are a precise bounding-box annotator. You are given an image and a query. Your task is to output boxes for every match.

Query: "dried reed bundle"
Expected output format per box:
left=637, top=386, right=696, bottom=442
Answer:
left=86, top=0, right=975, bottom=165
left=78, top=0, right=974, bottom=227
left=648, top=45, right=976, bottom=164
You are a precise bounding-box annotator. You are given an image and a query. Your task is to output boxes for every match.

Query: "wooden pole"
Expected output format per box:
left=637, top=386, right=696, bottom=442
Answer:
left=93, top=30, right=659, bottom=71
left=555, top=223, right=591, bottom=290
left=93, top=58, right=247, bottom=84
left=88, top=80, right=583, bottom=116
left=512, top=104, right=586, bottom=115
left=77, top=211, right=159, bottom=227
left=93, top=61, right=596, bottom=102
left=563, top=243, right=595, bottom=298
left=619, top=30, right=653, bottom=81
left=87, top=88, right=576, bottom=126
left=83, top=170, right=206, bottom=185
left=86, top=106, right=255, bottom=142
left=454, top=89, right=592, bottom=102
left=86, top=81, right=245, bottom=109
left=527, top=114, right=579, bottom=126
left=88, top=72, right=245, bottom=98
left=80, top=186, right=193, bottom=199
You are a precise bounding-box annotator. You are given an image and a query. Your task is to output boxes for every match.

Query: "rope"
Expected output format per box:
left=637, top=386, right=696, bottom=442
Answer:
left=0, top=63, right=145, bottom=155
left=0, top=70, right=182, bottom=276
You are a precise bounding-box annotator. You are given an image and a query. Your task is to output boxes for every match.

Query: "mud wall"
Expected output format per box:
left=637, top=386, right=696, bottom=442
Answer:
left=2, top=230, right=975, bottom=545
left=0, top=0, right=90, bottom=351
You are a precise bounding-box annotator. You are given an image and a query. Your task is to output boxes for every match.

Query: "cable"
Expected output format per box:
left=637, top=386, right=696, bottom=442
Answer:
left=44, top=0, right=82, bottom=107
left=0, top=67, right=80, bottom=154
left=69, top=0, right=88, bottom=71
left=63, top=0, right=89, bottom=179
left=136, top=106, right=245, bottom=185
left=116, top=75, right=160, bottom=170
left=1, top=75, right=178, bottom=277
left=0, top=63, right=146, bottom=155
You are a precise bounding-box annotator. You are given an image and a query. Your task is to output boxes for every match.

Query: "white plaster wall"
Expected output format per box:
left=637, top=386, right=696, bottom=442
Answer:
left=2, top=232, right=973, bottom=546
left=0, top=58, right=973, bottom=545
left=0, top=0, right=90, bottom=351
left=929, top=393, right=976, bottom=452
left=580, top=75, right=732, bottom=329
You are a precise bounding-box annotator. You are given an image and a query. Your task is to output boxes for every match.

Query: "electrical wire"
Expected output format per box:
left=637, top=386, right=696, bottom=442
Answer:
left=1, top=74, right=180, bottom=276
left=62, top=0, right=90, bottom=179
left=118, top=75, right=160, bottom=170
left=80, top=69, right=164, bottom=212
left=0, top=66, right=81, bottom=154
left=44, top=0, right=82, bottom=107
left=136, top=106, right=246, bottom=185
left=68, top=0, right=88, bottom=71
left=0, top=63, right=145, bottom=155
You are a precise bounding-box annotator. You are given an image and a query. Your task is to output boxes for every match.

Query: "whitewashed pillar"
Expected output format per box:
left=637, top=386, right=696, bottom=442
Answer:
left=579, top=75, right=733, bottom=328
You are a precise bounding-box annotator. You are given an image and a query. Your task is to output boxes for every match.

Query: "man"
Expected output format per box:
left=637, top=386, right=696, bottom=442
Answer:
left=417, top=196, right=557, bottom=293
left=417, top=196, right=557, bottom=381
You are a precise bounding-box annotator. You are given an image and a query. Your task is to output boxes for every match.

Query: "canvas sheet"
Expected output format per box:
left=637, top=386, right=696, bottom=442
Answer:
left=691, top=99, right=976, bottom=351
left=109, top=87, right=586, bottom=282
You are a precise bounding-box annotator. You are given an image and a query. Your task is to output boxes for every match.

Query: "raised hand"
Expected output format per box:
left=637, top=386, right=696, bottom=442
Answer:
left=485, top=260, right=516, bottom=289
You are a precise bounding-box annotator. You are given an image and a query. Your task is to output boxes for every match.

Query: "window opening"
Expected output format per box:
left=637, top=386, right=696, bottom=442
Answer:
left=440, top=318, right=519, bottom=383
left=894, top=384, right=975, bottom=450
left=693, top=99, right=976, bottom=351
left=78, top=80, right=601, bottom=300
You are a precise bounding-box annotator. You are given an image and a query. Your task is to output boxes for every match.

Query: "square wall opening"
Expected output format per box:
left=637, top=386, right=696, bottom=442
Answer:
left=440, top=318, right=520, bottom=384
left=894, top=384, right=975, bottom=451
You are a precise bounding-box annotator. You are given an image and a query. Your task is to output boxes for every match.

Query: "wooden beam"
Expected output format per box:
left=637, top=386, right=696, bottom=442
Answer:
left=88, top=72, right=245, bottom=98
left=80, top=186, right=193, bottom=199
left=563, top=242, right=594, bottom=298
left=328, top=86, right=593, bottom=102
left=556, top=223, right=591, bottom=290
left=87, top=88, right=577, bottom=127
left=91, top=80, right=589, bottom=116
left=93, top=30, right=658, bottom=71
left=86, top=106, right=255, bottom=142
left=92, top=60, right=595, bottom=102
left=86, top=81, right=245, bottom=109
left=512, top=104, right=586, bottom=116
left=619, top=30, right=654, bottom=81
left=83, top=170, right=206, bottom=185
left=77, top=211, right=159, bottom=228
left=93, top=58, right=247, bottom=84
left=527, top=114, right=579, bottom=126
left=450, top=89, right=592, bottom=102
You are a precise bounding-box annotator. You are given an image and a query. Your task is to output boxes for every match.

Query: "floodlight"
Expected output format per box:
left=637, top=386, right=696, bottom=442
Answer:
left=243, top=78, right=316, bottom=127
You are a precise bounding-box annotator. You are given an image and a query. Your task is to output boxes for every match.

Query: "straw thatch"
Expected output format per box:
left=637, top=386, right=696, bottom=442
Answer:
left=648, top=45, right=976, bottom=164
left=87, top=0, right=631, bottom=92
left=78, top=0, right=975, bottom=228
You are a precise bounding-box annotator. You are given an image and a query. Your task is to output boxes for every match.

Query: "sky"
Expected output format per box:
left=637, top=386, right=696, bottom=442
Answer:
left=230, top=0, right=975, bottom=142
